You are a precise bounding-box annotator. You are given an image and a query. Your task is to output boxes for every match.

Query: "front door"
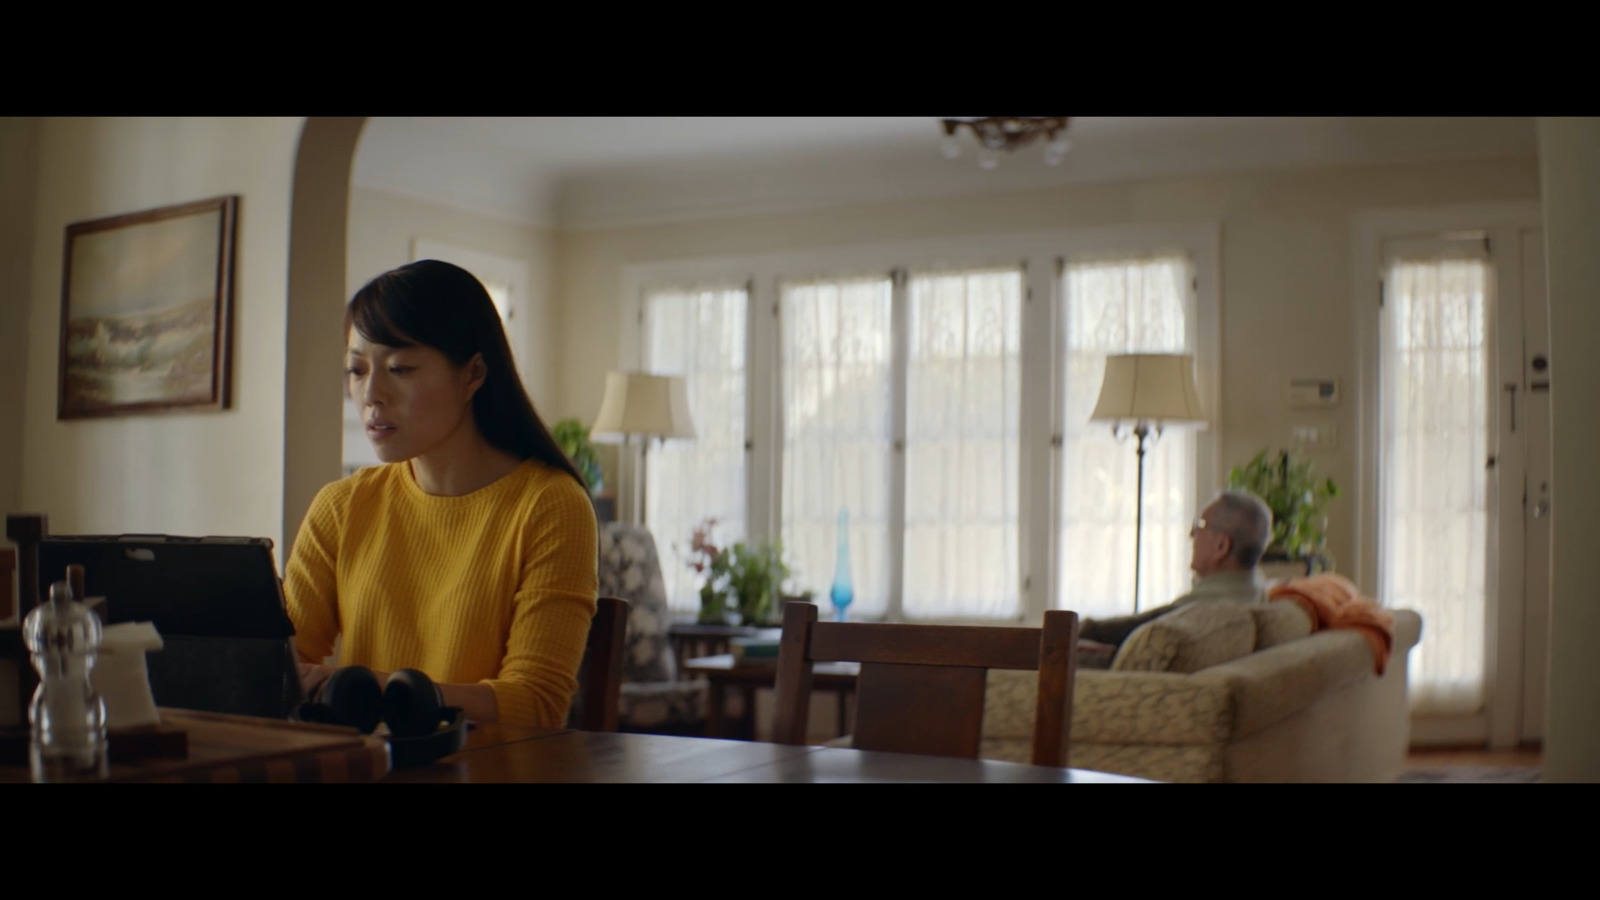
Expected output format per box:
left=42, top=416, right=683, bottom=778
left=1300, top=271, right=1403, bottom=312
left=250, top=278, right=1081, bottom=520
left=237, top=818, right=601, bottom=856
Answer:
left=1378, top=226, right=1551, bottom=749
left=1514, top=229, right=1552, bottom=746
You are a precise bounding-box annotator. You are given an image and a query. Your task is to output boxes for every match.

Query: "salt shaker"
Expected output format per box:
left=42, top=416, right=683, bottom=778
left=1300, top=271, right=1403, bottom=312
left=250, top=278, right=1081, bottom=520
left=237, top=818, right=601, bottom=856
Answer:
left=22, top=580, right=108, bottom=781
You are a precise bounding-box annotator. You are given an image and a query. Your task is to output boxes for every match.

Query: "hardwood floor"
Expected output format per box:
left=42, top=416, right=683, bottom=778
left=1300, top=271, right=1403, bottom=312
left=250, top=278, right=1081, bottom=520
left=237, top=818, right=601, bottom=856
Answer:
left=1405, top=745, right=1542, bottom=768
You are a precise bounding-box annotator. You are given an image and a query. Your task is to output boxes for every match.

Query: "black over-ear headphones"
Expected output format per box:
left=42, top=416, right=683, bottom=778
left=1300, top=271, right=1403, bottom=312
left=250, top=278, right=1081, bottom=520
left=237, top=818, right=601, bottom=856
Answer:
left=294, top=666, right=468, bottom=768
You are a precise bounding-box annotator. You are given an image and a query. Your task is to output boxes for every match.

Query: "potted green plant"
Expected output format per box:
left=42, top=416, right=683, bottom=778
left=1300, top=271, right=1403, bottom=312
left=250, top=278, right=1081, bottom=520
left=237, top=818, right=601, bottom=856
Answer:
left=1225, top=449, right=1340, bottom=572
left=552, top=418, right=604, bottom=497
left=723, top=539, right=791, bottom=626
left=684, top=518, right=792, bottom=626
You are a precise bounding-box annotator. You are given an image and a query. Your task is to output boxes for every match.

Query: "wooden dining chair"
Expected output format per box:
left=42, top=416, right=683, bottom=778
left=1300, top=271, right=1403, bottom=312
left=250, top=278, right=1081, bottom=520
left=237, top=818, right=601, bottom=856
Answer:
left=575, top=595, right=629, bottom=732
left=772, top=601, right=1081, bottom=767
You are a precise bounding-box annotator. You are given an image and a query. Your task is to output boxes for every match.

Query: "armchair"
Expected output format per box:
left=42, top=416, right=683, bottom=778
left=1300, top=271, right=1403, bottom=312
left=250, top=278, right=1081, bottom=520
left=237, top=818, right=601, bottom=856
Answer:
left=585, top=523, right=710, bottom=734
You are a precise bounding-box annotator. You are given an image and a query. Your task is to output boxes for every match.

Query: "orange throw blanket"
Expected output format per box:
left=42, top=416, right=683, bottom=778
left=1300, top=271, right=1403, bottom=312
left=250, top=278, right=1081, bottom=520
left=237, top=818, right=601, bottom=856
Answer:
left=1268, top=573, right=1395, bottom=676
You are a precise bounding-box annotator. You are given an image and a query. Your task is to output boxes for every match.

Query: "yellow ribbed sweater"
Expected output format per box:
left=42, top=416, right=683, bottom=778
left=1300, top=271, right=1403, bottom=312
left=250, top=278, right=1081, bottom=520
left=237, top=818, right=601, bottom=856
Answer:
left=283, top=459, right=598, bottom=728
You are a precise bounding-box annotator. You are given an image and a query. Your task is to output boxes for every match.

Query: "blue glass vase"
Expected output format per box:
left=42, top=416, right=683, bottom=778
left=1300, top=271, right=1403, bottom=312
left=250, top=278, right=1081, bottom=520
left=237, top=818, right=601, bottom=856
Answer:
left=829, top=508, right=854, bottom=623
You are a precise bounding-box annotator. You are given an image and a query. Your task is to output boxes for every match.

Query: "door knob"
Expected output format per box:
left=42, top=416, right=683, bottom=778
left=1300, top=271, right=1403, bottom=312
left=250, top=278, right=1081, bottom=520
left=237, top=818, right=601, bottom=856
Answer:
left=1532, top=500, right=1551, bottom=519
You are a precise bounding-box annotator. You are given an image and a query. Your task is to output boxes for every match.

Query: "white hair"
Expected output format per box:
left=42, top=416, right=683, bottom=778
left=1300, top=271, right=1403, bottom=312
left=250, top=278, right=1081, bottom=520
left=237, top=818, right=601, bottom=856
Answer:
left=1211, top=490, right=1274, bottom=567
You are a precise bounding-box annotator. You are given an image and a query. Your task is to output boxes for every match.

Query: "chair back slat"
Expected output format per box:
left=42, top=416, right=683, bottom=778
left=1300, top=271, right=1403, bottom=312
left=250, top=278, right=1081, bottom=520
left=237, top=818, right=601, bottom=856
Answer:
left=810, top=621, right=1044, bottom=669
left=852, top=662, right=987, bottom=759
left=773, top=600, right=1081, bottom=767
left=576, top=596, right=629, bottom=732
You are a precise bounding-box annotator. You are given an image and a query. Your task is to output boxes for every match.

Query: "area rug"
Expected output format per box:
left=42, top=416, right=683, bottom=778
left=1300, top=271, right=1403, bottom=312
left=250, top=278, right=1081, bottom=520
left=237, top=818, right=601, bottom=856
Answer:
left=1394, top=766, right=1542, bottom=783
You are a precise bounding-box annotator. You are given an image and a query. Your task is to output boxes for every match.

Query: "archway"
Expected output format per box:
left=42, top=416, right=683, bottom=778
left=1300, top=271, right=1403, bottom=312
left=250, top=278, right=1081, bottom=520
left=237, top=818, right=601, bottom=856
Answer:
left=282, top=117, right=366, bottom=562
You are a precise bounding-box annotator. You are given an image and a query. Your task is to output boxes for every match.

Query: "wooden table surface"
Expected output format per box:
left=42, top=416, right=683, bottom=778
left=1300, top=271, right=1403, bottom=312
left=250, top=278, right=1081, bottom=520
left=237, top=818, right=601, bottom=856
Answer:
left=3, top=714, right=1157, bottom=783
left=383, top=727, right=1156, bottom=784
left=1, top=708, right=390, bottom=783
left=701, top=745, right=1153, bottom=784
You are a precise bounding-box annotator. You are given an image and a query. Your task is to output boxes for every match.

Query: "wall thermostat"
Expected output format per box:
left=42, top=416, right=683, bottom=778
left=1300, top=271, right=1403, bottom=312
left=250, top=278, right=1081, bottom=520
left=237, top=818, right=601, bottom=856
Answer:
left=1289, top=378, right=1340, bottom=409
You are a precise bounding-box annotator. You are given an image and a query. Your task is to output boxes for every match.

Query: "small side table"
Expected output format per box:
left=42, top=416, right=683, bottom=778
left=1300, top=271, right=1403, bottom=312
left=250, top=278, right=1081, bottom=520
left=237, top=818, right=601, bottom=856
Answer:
left=682, top=654, right=859, bottom=742
left=668, top=623, right=768, bottom=680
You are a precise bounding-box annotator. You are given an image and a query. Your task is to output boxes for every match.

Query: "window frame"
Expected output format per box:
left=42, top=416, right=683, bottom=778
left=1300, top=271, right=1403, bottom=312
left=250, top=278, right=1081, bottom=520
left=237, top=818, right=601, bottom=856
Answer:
left=620, top=224, right=1221, bottom=625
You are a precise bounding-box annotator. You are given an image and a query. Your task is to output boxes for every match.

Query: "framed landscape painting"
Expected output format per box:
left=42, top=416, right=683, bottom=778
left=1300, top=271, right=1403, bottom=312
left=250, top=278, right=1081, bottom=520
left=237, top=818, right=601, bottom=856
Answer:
left=57, top=195, right=238, bottom=420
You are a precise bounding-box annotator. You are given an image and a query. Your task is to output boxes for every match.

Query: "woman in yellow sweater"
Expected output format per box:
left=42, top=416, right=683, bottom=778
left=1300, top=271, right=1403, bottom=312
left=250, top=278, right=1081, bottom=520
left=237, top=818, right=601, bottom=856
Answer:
left=284, top=259, right=598, bottom=729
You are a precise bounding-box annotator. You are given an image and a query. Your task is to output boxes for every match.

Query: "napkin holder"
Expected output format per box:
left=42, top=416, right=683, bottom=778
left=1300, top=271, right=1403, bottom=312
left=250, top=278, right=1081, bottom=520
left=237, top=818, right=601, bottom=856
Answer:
left=98, top=619, right=188, bottom=762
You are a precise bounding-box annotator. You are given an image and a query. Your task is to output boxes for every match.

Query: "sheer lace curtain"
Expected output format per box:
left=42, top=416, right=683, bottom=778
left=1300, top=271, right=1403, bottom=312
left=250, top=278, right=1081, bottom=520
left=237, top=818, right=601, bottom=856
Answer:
left=1381, top=254, right=1490, bottom=716
left=643, top=285, right=749, bottom=615
left=780, top=277, right=894, bottom=618
left=903, top=268, right=1022, bottom=619
left=1057, top=253, right=1196, bottom=620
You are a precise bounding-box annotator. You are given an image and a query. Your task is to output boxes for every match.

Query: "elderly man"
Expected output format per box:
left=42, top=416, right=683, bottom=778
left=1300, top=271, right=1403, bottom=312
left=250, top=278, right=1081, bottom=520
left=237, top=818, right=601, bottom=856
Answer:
left=1078, top=490, right=1275, bottom=648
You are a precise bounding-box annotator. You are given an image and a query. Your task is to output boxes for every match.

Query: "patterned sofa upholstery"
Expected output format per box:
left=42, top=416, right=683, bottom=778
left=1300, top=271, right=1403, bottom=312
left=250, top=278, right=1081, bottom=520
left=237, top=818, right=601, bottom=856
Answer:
left=579, top=523, right=708, bottom=732
left=977, top=601, right=1424, bottom=782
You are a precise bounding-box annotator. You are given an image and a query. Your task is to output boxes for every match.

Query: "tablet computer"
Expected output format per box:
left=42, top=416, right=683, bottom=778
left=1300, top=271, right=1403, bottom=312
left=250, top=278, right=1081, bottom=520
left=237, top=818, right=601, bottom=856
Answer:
left=38, top=534, right=294, bottom=639
left=36, top=534, right=302, bottom=719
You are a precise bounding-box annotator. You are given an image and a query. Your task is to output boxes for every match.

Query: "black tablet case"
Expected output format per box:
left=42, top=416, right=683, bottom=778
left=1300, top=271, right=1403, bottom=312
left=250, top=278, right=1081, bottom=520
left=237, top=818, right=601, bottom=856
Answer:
left=36, top=535, right=303, bottom=720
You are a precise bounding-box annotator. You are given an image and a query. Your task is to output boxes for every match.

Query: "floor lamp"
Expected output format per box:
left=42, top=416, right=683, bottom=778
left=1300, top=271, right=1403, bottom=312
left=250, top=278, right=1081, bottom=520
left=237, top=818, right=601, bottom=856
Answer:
left=590, top=372, right=697, bottom=527
left=1089, top=353, right=1207, bottom=613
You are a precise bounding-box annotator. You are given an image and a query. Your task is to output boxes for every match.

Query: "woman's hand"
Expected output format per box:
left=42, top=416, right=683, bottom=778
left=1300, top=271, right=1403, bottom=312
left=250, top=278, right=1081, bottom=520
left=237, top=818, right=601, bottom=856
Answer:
left=300, top=660, right=497, bottom=723
left=298, top=662, right=395, bottom=700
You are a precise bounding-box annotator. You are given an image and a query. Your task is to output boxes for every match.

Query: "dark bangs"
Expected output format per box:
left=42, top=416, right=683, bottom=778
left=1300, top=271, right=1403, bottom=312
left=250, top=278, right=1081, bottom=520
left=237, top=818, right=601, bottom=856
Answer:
left=344, top=269, right=472, bottom=362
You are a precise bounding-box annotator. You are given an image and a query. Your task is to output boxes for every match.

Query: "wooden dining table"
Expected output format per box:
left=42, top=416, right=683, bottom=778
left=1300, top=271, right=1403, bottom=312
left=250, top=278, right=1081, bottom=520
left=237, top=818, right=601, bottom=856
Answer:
left=0, top=708, right=391, bottom=783
left=382, top=723, right=1156, bottom=783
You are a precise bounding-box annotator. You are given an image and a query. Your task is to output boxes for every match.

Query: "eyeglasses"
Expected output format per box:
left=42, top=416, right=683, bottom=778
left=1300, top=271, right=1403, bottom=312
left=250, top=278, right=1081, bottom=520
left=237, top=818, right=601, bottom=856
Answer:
left=1189, top=517, right=1211, bottom=538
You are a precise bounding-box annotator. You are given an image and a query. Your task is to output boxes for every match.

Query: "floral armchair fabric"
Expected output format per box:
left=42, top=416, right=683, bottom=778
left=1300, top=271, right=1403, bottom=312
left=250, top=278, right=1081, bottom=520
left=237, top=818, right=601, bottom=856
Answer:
left=576, top=523, right=707, bottom=732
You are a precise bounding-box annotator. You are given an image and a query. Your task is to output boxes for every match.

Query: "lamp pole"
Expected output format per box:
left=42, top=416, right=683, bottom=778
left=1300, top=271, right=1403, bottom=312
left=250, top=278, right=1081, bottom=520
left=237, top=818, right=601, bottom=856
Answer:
left=1131, top=420, right=1152, bottom=614
left=630, top=433, right=666, bottom=527
left=638, top=435, right=652, bottom=527
left=1092, top=354, right=1203, bottom=616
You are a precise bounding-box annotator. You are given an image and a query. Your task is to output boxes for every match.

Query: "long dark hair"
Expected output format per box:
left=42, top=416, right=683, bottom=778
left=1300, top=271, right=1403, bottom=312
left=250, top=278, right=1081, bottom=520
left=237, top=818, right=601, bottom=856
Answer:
left=345, top=259, right=586, bottom=491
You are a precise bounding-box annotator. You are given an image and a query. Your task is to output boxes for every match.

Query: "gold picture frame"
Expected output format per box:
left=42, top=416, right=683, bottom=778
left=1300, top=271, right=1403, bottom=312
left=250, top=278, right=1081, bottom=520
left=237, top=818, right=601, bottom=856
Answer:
left=57, top=195, right=238, bottom=420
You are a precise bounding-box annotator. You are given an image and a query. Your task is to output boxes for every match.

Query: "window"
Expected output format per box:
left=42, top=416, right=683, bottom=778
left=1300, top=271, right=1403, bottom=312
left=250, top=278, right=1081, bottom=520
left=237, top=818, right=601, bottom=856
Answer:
left=644, top=285, right=749, bottom=613
left=775, top=269, right=1024, bottom=621
left=1056, top=252, right=1197, bottom=620
left=779, top=276, right=896, bottom=619
left=629, top=228, right=1217, bottom=624
left=903, top=268, right=1023, bottom=619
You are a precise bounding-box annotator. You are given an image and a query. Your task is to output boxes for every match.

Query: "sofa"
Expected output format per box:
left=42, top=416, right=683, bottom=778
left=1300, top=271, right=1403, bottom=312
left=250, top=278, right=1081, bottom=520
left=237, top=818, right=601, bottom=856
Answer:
left=977, top=600, right=1424, bottom=782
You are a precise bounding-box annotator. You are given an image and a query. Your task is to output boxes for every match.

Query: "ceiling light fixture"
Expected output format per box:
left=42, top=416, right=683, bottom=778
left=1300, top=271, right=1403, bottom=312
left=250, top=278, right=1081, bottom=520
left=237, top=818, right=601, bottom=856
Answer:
left=940, top=117, right=1072, bottom=170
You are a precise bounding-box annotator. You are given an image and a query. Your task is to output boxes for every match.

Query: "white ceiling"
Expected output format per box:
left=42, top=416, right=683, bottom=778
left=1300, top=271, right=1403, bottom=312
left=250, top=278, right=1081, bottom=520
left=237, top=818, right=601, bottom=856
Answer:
left=351, top=117, right=1538, bottom=230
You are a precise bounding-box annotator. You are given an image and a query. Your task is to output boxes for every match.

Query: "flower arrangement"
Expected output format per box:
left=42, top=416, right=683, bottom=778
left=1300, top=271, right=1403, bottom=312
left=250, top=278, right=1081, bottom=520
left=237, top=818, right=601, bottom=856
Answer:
left=684, top=517, right=726, bottom=623
left=683, top=517, right=791, bottom=626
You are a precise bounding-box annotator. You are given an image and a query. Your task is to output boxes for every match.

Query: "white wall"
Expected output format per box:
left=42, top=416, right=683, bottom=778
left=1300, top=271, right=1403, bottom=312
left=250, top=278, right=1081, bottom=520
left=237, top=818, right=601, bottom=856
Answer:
left=344, top=187, right=558, bottom=472
left=17, top=117, right=305, bottom=551
left=0, top=118, right=40, bottom=523
left=553, top=156, right=1543, bottom=579
left=1537, top=117, right=1600, bottom=782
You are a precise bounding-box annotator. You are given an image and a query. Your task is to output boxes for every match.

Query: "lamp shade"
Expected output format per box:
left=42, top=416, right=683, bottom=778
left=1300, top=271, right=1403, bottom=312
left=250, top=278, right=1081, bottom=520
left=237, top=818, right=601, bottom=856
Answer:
left=1090, top=353, right=1207, bottom=426
left=589, top=372, right=697, bottom=442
